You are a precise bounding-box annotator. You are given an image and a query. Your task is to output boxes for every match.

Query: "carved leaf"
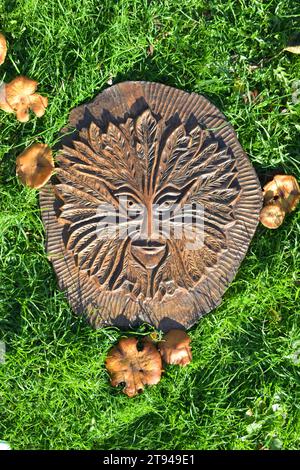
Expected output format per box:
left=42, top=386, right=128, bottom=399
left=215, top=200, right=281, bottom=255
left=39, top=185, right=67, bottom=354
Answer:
left=159, top=124, right=190, bottom=187
left=88, top=121, right=102, bottom=153
left=135, top=109, right=158, bottom=184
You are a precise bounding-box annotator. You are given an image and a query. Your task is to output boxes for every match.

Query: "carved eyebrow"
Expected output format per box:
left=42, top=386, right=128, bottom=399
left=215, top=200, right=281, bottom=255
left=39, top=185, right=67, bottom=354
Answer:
left=155, top=193, right=182, bottom=205
left=153, top=186, right=182, bottom=204
left=114, top=186, right=142, bottom=203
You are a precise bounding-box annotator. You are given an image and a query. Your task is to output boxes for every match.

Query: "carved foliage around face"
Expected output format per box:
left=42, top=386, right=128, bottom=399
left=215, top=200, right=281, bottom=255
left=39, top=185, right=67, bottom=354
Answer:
left=54, top=109, right=240, bottom=300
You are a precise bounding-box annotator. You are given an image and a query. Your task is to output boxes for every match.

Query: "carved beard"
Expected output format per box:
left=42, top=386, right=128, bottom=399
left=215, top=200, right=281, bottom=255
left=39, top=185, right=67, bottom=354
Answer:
left=54, top=109, right=239, bottom=300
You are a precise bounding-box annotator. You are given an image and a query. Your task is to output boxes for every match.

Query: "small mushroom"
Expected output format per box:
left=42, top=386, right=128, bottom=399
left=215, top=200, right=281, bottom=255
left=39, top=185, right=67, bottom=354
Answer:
left=259, top=202, right=286, bottom=229
left=263, top=174, right=300, bottom=214
left=0, top=33, right=7, bottom=65
left=158, top=329, right=192, bottom=366
left=0, top=76, right=48, bottom=122
left=105, top=337, right=162, bottom=397
left=16, top=143, right=54, bottom=189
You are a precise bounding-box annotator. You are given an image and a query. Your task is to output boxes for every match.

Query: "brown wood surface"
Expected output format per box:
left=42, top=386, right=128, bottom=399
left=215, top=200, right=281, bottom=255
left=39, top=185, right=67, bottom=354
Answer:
left=39, top=81, right=262, bottom=331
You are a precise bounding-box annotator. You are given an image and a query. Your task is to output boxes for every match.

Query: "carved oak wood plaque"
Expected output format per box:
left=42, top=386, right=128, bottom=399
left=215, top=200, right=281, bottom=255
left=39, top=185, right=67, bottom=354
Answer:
left=40, top=81, right=262, bottom=331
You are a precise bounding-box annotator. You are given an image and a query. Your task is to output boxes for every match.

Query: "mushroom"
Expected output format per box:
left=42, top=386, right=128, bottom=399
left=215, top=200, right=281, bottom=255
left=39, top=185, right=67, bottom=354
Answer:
left=16, top=143, right=54, bottom=189
left=259, top=202, right=286, bottom=229
left=0, top=33, right=7, bottom=65
left=158, top=329, right=192, bottom=366
left=105, top=337, right=162, bottom=397
left=263, top=174, right=300, bottom=214
left=0, top=76, right=48, bottom=122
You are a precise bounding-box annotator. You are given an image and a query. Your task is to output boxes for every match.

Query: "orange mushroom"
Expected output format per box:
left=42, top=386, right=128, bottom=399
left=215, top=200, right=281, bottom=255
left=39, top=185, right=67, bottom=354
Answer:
left=263, top=174, right=300, bottom=214
left=0, top=76, right=48, bottom=122
left=105, top=337, right=162, bottom=397
left=259, top=202, right=286, bottom=229
left=0, top=33, right=7, bottom=65
left=16, top=143, right=54, bottom=189
left=158, top=329, right=192, bottom=366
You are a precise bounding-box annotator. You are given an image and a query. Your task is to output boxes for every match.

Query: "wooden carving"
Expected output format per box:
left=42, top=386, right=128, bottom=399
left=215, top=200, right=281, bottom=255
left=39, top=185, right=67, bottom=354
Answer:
left=40, top=82, right=262, bottom=331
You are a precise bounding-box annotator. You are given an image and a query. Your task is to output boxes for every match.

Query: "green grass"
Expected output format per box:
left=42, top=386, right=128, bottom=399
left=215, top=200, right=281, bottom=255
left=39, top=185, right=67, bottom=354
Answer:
left=0, top=0, right=300, bottom=450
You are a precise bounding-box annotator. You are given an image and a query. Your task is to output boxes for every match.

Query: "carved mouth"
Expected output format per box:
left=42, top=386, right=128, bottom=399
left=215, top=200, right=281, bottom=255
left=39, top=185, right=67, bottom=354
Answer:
left=131, top=239, right=165, bottom=253
left=130, top=239, right=167, bottom=269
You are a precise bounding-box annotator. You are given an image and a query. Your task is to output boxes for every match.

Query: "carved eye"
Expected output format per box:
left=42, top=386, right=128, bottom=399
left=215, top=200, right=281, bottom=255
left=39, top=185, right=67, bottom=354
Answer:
left=154, top=186, right=182, bottom=211
left=126, top=199, right=141, bottom=211
left=116, top=192, right=142, bottom=213
left=159, top=200, right=172, bottom=211
left=122, top=198, right=143, bottom=218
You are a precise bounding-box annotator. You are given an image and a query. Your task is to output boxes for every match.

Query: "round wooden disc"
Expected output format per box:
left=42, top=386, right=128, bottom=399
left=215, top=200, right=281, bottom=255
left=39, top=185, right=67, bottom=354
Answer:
left=40, top=81, right=262, bottom=331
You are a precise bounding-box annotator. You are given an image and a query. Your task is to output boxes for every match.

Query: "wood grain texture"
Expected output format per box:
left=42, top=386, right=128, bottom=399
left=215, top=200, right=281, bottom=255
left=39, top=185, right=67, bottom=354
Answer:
left=39, top=81, right=262, bottom=331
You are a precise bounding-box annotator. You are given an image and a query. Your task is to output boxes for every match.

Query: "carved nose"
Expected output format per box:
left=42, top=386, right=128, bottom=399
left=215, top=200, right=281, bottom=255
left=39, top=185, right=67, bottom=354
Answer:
left=139, top=207, right=158, bottom=241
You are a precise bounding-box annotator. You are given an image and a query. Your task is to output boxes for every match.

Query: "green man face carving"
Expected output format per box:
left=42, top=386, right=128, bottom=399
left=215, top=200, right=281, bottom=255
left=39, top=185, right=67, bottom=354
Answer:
left=55, top=109, right=239, bottom=300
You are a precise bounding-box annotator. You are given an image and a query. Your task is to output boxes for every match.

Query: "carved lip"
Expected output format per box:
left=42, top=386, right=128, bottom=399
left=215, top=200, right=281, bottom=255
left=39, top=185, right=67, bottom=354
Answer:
left=131, top=239, right=166, bottom=254
left=130, top=239, right=167, bottom=269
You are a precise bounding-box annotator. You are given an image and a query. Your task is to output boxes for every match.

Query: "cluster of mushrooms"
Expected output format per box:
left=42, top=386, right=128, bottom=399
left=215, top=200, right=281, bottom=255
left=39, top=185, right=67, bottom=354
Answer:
left=0, top=33, right=53, bottom=188
left=1, top=31, right=300, bottom=397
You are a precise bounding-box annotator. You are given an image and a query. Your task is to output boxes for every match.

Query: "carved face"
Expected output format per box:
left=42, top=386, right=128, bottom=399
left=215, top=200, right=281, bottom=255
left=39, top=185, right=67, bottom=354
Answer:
left=55, top=109, right=240, bottom=300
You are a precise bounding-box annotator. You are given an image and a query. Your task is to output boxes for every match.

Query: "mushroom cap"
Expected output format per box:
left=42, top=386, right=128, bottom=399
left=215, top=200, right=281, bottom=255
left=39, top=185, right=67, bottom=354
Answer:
left=0, top=76, right=48, bottom=122
left=105, top=337, right=162, bottom=397
left=158, top=329, right=192, bottom=366
left=16, top=143, right=54, bottom=189
left=0, top=92, right=14, bottom=113
left=259, top=202, right=286, bottom=229
left=263, top=174, right=300, bottom=213
left=0, top=33, right=7, bottom=65
left=29, top=94, right=48, bottom=117
left=5, top=76, right=38, bottom=108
